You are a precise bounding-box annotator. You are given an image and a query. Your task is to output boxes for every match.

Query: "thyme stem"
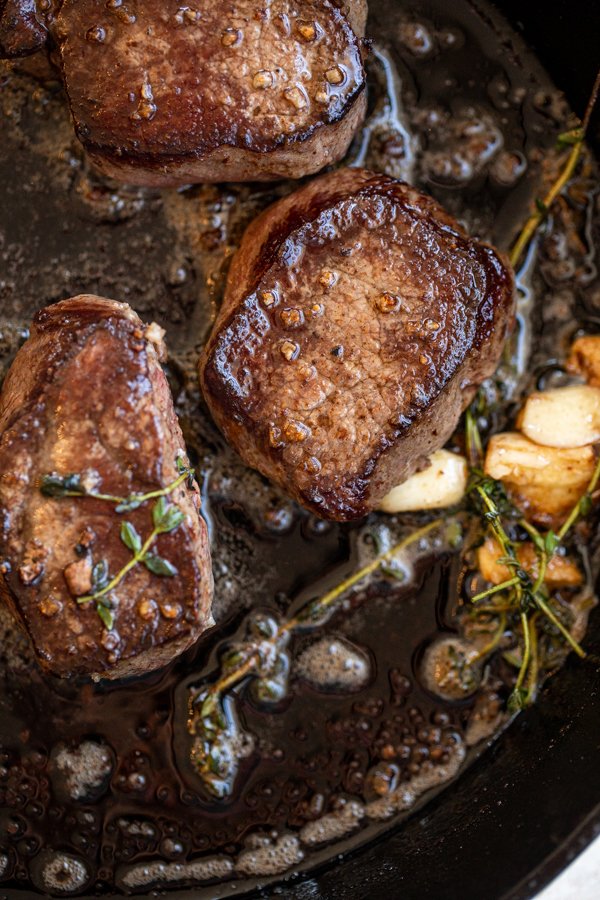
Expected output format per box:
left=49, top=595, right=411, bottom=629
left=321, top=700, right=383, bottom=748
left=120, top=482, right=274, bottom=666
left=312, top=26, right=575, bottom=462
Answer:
left=42, top=467, right=192, bottom=509
left=531, top=550, right=548, bottom=596
left=287, top=519, right=442, bottom=633
left=115, top=468, right=191, bottom=506
left=476, top=487, right=514, bottom=558
left=475, top=480, right=587, bottom=659
left=203, top=519, right=443, bottom=705
left=519, top=518, right=543, bottom=543
left=41, top=461, right=191, bottom=629
left=467, top=408, right=593, bottom=708
left=471, top=576, right=520, bottom=603
left=476, top=485, right=524, bottom=609
left=513, top=610, right=531, bottom=696
left=78, top=527, right=159, bottom=604
left=557, top=453, right=600, bottom=541
left=465, top=407, right=483, bottom=468
left=534, top=594, right=586, bottom=659
left=525, top=615, right=540, bottom=704
left=473, top=611, right=507, bottom=662
left=509, top=67, right=600, bottom=270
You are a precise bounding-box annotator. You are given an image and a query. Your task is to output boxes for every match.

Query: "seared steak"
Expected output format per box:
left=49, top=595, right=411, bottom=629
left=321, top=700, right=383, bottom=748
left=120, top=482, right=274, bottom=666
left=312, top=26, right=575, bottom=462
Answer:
left=0, top=296, right=213, bottom=679
left=0, top=0, right=49, bottom=57
left=51, top=0, right=367, bottom=186
left=200, top=168, right=515, bottom=520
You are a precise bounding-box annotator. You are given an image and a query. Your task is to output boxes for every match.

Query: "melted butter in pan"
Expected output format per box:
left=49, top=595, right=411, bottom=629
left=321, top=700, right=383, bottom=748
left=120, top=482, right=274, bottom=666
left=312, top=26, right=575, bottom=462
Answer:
left=0, top=0, right=599, bottom=894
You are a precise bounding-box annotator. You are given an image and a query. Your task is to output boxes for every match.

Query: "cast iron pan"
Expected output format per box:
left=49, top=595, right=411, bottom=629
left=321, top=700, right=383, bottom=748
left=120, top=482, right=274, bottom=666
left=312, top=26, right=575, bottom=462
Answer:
left=182, top=3, right=600, bottom=898
left=1, top=2, right=599, bottom=899
left=280, top=7, right=600, bottom=898
left=287, top=5, right=600, bottom=899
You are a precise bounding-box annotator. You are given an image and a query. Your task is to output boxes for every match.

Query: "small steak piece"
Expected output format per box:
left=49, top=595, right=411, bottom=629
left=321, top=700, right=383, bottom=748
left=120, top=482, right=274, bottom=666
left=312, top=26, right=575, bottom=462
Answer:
left=0, top=0, right=49, bottom=58
left=0, top=296, right=213, bottom=679
left=200, top=168, right=515, bottom=521
left=53, top=0, right=367, bottom=186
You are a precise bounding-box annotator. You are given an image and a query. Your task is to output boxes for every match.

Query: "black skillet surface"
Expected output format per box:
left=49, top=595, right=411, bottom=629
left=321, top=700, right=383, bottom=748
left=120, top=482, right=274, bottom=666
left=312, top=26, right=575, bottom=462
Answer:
left=1, top=1, right=600, bottom=899
left=290, top=6, right=600, bottom=899
left=180, top=3, right=600, bottom=899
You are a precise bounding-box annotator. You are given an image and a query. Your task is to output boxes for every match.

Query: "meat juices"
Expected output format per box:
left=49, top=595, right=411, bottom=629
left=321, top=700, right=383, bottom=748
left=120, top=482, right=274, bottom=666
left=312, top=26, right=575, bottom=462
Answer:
left=0, top=296, right=213, bottom=679
left=200, top=168, right=515, bottom=521
left=50, top=0, right=368, bottom=186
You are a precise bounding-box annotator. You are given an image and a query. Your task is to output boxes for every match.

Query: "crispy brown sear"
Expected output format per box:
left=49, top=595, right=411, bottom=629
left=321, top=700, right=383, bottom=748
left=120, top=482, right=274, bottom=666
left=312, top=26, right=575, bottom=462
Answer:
left=200, top=168, right=515, bottom=521
left=0, top=0, right=50, bottom=57
left=49, top=0, right=367, bottom=185
left=0, top=296, right=213, bottom=679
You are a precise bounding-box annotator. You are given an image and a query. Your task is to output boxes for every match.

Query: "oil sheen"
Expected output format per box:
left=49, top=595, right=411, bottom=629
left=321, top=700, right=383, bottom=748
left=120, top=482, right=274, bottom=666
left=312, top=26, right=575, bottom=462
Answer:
left=0, top=1, right=599, bottom=897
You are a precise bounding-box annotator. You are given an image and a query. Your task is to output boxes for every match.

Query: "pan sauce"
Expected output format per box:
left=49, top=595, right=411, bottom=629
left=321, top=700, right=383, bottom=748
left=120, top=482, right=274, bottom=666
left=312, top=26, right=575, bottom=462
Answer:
left=1, top=0, right=599, bottom=896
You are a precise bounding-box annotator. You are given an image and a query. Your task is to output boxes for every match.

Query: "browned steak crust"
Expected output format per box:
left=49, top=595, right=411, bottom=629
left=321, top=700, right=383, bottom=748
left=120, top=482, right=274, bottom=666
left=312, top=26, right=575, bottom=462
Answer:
left=0, top=296, right=213, bottom=679
left=52, top=0, right=368, bottom=186
left=200, top=168, right=515, bottom=521
left=0, top=0, right=49, bottom=58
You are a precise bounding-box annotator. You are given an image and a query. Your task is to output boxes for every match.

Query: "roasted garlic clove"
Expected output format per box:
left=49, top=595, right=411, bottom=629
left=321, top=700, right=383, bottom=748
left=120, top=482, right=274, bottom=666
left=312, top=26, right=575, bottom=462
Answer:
left=378, top=449, right=468, bottom=513
left=477, top=536, right=583, bottom=589
left=516, top=384, right=600, bottom=448
left=484, top=432, right=596, bottom=526
left=567, top=335, right=600, bottom=387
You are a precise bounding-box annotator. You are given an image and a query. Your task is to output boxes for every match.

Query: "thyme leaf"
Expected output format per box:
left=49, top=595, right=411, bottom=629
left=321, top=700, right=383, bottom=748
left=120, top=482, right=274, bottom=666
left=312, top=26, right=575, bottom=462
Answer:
left=152, top=496, right=185, bottom=533
left=92, top=560, right=109, bottom=592
left=507, top=687, right=527, bottom=713
left=120, top=521, right=142, bottom=554
left=96, top=603, right=114, bottom=631
left=556, top=127, right=584, bottom=147
left=545, top=530, right=558, bottom=555
left=380, top=561, right=406, bottom=582
left=143, top=554, right=178, bottom=577
left=40, top=473, right=84, bottom=497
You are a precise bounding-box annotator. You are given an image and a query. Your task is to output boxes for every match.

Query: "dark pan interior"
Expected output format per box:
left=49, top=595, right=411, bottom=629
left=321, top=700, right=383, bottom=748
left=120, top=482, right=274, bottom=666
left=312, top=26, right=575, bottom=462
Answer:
left=2, top=2, right=600, bottom=899
left=283, top=4, right=600, bottom=899
left=161, top=3, right=600, bottom=898
left=255, top=2, right=600, bottom=897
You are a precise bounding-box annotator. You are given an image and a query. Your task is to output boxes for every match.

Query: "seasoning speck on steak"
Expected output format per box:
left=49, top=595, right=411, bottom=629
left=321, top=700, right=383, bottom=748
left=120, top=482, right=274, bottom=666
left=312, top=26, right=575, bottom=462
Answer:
left=51, top=0, right=368, bottom=186
left=200, top=168, right=515, bottom=521
left=0, top=295, right=213, bottom=680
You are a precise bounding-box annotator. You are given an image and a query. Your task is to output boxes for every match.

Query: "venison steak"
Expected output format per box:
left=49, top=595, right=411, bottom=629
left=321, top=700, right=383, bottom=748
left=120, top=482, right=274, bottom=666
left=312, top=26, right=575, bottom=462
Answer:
left=200, top=168, right=515, bottom=520
left=0, top=0, right=50, bottom=58
left=0, top=296, right=213, bottom=679
left=52, top=0, right=368, bottom=185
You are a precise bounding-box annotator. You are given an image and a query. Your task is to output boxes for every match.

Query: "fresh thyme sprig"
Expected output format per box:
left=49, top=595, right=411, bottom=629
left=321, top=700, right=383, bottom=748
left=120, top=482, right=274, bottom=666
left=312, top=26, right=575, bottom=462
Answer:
left=40, top=458, right=193, bottom=630
left=41, top=456, right=194, bottom=512
left=465, top=409, right=599, bottom=711
left=509, top=67, right=600, bottom=270
left=208, top=519, right=442, bottom=706
left=78, top=496, right=183, bottom=607
left=189, top=518, right=446, bottom=797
